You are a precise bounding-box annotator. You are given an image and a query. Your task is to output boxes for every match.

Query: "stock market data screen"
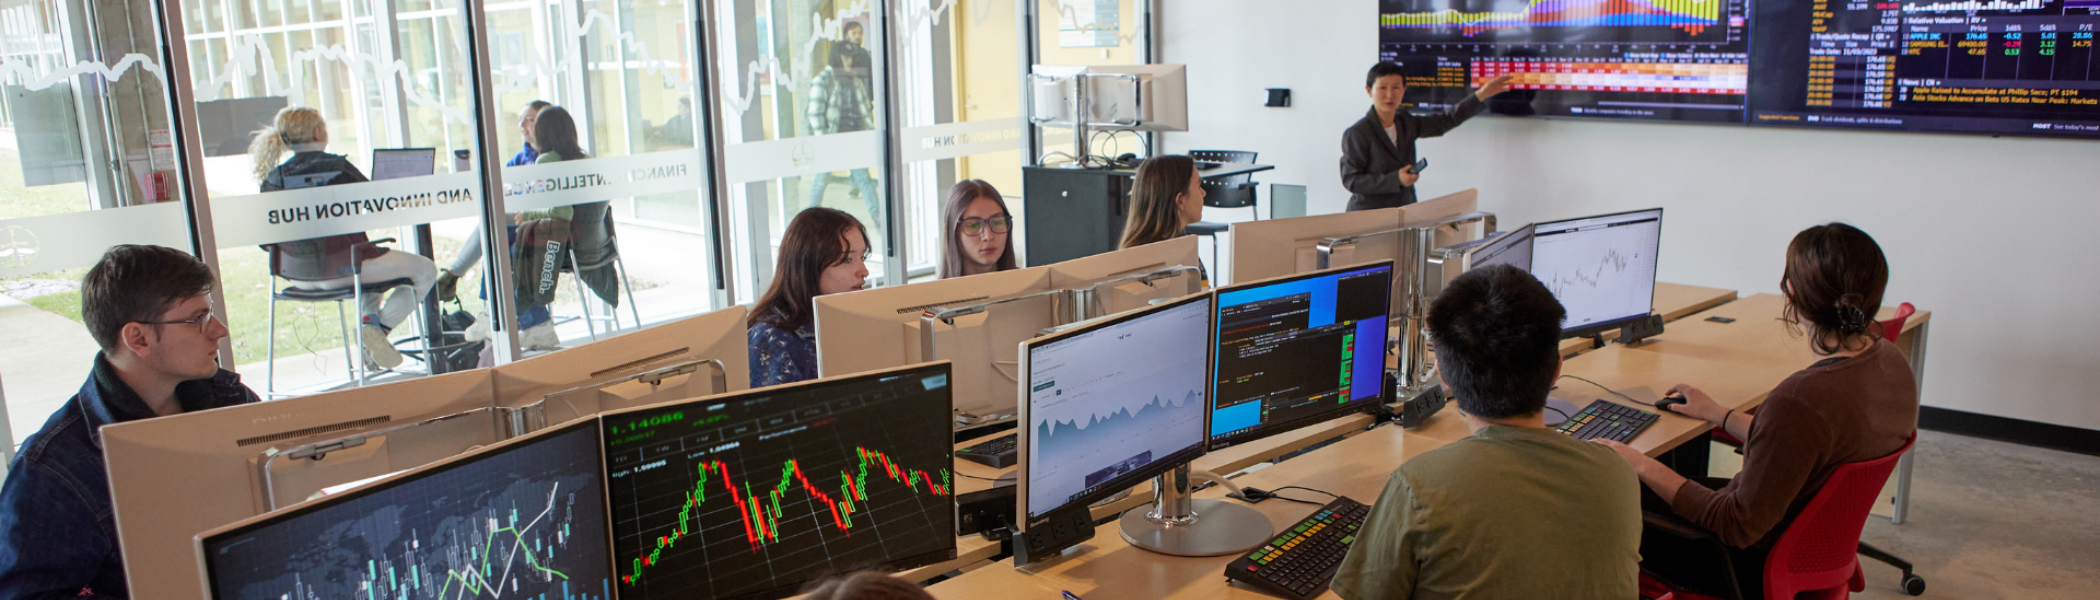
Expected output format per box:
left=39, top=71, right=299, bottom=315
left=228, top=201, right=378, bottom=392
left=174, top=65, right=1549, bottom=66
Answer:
left=201, top=420, right=613, bottom=600
left=1378, top=0, right=1754, bottom=123
left=1748, top=0, right=2100, bottom=137
left=1208, top=264, right=1393, bottom=450
left=602, top=365, right=957, bottom=600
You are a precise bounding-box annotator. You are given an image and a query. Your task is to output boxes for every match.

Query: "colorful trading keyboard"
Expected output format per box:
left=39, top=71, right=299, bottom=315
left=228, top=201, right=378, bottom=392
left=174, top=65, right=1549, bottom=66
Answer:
left=1555, top=399, right=1660, bottom=443
left=1222, top=495, right=1370, bottom=599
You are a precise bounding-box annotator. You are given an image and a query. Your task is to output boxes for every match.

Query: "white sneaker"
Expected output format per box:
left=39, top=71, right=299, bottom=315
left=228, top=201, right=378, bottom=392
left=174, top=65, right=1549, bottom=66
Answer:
left=361, top=324, right=404, bottom=370
left=521, top=321, right=562, bottom=350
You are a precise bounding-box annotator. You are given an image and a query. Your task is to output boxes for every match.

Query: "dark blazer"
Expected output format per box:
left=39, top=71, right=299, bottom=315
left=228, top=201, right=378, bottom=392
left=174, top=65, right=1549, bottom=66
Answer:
left=1340, top=96, right=1485, bottom=211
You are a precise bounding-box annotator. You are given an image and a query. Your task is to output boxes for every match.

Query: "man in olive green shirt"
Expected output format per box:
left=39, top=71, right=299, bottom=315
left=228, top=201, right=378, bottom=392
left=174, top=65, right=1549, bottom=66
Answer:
left=1332, top=265, right=1642, bottom=600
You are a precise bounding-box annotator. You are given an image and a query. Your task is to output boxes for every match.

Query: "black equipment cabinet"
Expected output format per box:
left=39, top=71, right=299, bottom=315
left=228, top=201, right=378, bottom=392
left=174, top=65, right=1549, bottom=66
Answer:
left=1021, top=162, right=1270, bottom=265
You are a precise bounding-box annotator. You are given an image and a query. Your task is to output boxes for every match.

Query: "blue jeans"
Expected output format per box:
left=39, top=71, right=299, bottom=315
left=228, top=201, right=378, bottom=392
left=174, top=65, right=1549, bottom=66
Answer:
left=805, top=169, right=884, bottom=233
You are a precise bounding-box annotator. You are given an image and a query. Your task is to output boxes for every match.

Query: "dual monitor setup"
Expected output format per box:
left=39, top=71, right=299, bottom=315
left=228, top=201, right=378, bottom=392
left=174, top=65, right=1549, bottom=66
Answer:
left=189, top=206, right=1667, bottom=599
left=1468, top=207, right=1666, bottom=342
left=199, top=363, right=957, bottom=600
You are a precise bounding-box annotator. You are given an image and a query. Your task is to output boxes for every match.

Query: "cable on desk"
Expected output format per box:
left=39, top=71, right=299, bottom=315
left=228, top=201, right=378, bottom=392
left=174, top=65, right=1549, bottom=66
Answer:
left=1557, top=374, right=1641, bottom=404
left=1273, top=485, right=1339, bottom=499
left=1546, top=404, right=1571, bottom=421
left=955, top=473, right=1001, bottom=481
left=1263, top=494, right=1325, bottom=506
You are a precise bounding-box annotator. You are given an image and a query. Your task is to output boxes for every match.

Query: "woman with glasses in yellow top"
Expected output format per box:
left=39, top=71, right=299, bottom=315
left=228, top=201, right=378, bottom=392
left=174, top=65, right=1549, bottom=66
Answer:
left=939, top=180, right=1019, bottom=278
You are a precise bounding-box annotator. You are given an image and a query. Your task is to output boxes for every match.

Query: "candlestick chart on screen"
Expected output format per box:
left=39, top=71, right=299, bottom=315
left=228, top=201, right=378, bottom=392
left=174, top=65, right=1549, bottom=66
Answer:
left=200, top=423, right=612, bottom=600
left=603, top=368, right=956, bottom=600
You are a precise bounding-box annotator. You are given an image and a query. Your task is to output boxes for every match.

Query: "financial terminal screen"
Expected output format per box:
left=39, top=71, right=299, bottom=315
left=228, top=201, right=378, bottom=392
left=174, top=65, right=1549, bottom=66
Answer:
left=601, top=365, right=956, bottom=600
left=1378, top=0, right=1755, bottom=123
left=1747, top=0, right=2100, bottom=136
left=1530, top=209, right=1662, bottom=336
left=1208, top=264, right=1393, bottom=450
left=201, top=420, right=613, bottom=600
left=1022, top=296, right=1211, bottom=525
left=1376, top=1, right=2100, bottom=137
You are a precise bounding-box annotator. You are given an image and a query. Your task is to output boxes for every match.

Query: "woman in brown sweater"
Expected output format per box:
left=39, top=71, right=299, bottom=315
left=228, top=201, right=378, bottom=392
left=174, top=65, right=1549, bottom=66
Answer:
left=1598, top=222, right=1918, bottom=597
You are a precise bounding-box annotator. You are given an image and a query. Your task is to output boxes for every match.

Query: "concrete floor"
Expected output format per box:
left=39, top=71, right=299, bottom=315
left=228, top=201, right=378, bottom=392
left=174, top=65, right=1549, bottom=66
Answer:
left=1845, top=430, right=2100, bottom=599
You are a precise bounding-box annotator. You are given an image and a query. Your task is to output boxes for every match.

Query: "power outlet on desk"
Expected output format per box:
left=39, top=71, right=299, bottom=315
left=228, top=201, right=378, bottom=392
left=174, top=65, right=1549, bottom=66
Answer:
left=1383, top=370, right=1448, bottom=429
left=957, top=484, right=1015, bottom=538
left=1615, top=314, right=1666, bottom=346
left=1013, top=508, right=1097, bottom=566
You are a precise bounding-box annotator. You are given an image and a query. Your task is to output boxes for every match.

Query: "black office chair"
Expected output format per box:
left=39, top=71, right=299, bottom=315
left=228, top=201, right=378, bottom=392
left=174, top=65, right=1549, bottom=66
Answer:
left=1185, top=151, right=1260, bottom=277
left=263, top=237, right=430, bottom=396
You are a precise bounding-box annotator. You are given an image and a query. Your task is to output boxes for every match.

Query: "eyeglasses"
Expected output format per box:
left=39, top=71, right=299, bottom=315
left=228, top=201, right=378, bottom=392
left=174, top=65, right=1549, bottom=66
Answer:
left=140, top=308, right=220, bottom=335
left=958, top=215, right=1011, bottom=237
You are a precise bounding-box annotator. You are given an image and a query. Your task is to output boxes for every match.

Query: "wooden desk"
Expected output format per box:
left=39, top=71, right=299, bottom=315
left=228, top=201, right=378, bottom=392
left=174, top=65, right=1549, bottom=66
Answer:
left=1558, top=282, right=1740, bottom=356
left=933, top=414, right=1378, bottom=579
left=926, top=293, right=1935, bottom=598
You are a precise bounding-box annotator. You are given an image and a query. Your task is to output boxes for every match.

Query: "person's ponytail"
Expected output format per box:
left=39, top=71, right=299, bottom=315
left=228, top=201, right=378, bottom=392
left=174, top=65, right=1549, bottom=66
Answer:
left=249, top=106, right=326, bottom=182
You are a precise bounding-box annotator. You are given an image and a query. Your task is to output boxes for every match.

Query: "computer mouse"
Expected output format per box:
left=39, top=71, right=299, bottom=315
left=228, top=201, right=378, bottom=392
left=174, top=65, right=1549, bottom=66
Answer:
left=1654, top=393, right=1688, bottom=410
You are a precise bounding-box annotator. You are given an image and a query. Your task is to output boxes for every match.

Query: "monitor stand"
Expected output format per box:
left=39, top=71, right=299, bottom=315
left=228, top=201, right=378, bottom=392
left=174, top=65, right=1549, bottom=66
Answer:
left=1120, top=464, right=1274, bottom=557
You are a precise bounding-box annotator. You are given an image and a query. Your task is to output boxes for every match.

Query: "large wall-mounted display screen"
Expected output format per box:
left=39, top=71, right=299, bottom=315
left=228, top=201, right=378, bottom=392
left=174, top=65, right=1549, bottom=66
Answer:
left=1378, top=0, right=1755, bottom=124
left=1377, top=0, right=2100, bottom=138
left=1747, top=0, right=2100, bottom=136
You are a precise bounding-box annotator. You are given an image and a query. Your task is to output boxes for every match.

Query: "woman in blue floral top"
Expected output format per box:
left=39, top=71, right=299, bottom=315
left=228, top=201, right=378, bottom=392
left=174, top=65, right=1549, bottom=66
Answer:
left=748, top=208, right=871, bottom=387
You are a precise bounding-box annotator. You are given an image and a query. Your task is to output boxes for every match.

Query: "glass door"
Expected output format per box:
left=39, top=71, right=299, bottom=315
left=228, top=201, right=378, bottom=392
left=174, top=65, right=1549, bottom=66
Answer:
left=0, top=0, right=198, bottom=452
left=892, top=0, right=1024, bottom=279
left=489, top=0, right=721, bottom=347
left=179, top=0, right=500, bottom=395
left=712, top=0, right=894, bottom=301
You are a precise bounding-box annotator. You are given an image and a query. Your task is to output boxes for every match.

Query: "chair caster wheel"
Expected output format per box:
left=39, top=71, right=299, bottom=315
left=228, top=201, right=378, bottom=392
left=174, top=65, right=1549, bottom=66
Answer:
left=1901, top=574, right=1926, bottom=596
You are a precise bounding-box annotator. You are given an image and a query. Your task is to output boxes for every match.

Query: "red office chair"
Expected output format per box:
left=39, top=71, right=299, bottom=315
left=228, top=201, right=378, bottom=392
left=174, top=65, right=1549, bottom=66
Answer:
left=1639, top=436, right=1924, bottom=600
left=1710, top=302, right=1917, bottom=448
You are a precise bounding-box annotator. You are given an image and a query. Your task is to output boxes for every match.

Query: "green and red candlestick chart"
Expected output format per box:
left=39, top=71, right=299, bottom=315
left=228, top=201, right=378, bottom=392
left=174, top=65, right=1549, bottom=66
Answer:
left=623, top=446, right=950, bottom=585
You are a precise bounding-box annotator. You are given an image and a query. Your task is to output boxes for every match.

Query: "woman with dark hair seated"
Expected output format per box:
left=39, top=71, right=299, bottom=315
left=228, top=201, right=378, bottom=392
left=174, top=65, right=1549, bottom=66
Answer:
left=1597, top=222, right=1918, bottom=598
left=747, top=208, right=870, bottom=387
left=939, top=179, right=1017, bottom=279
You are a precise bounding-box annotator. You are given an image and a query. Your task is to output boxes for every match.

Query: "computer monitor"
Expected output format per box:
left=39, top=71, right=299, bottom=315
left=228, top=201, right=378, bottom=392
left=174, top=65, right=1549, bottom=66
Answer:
left=1529, top=208, right=1663, bottom=340
left=1029, top=64, right=1189, bottom=132
left=1083, top=64, right=1189, bottom=132
left=197, top=418, right=611, bottom=600
left=817, top=267, right=1054, bottom=424
left=1465, top=223, right=1534, bottom=272
left=371, top=147, right=437, bottom=180
left=1045, top=235, right=1204, bottom=320
left=600, top=362, right=956, bottom=600
left=104, top=371, right=497, bottom=600
left=1017, top=293, right=1212, bottom=531
left=495, top=305, right=751, bottom=426
left=1227, top=189, right=1479, bottom=316
left=1209, top=262, right=1395, bottom=451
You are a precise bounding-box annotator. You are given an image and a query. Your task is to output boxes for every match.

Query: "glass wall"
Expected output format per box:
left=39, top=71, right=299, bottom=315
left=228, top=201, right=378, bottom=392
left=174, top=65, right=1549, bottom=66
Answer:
left=893, top=0, right=1022, bottom=280
left=487, top=0, right=719, bottom=344
left=713, top=0, right=892, bottom=301
left=0, top=0, right=194, bottom=449
left=180, top=0, right=498, bottom=395
left=1031, top=0, right=1145, bottom=166
left=0, top=0, right=1152, bottom=450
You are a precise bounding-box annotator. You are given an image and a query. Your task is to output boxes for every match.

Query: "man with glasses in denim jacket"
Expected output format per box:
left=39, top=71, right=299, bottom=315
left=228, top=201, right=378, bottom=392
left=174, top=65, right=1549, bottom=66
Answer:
left=0, top=244, right=259, bottom=598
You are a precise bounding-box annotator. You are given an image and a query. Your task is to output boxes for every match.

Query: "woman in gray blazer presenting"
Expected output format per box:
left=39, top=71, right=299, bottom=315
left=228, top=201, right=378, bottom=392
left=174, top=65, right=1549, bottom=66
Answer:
left=1341, top=62, right=1512, bottom=211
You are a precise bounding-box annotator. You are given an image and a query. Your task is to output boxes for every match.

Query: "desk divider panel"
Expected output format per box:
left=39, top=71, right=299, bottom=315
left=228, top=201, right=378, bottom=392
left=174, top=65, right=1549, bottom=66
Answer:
left=104, top=370, right=495, bottom=600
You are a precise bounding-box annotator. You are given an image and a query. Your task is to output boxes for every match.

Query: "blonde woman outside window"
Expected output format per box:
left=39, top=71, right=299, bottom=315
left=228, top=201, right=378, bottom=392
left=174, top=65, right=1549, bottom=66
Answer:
left=249, top=106, right=437, bottom=370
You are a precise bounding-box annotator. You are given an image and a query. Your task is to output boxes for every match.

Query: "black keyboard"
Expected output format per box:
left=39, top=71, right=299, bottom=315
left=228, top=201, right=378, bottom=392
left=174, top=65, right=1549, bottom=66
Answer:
left=1554, top=400, right=1660, bottom=443
left=956, top=433, right=1016, bottom=468
left=1223, top=496, right=1369, bottom=600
